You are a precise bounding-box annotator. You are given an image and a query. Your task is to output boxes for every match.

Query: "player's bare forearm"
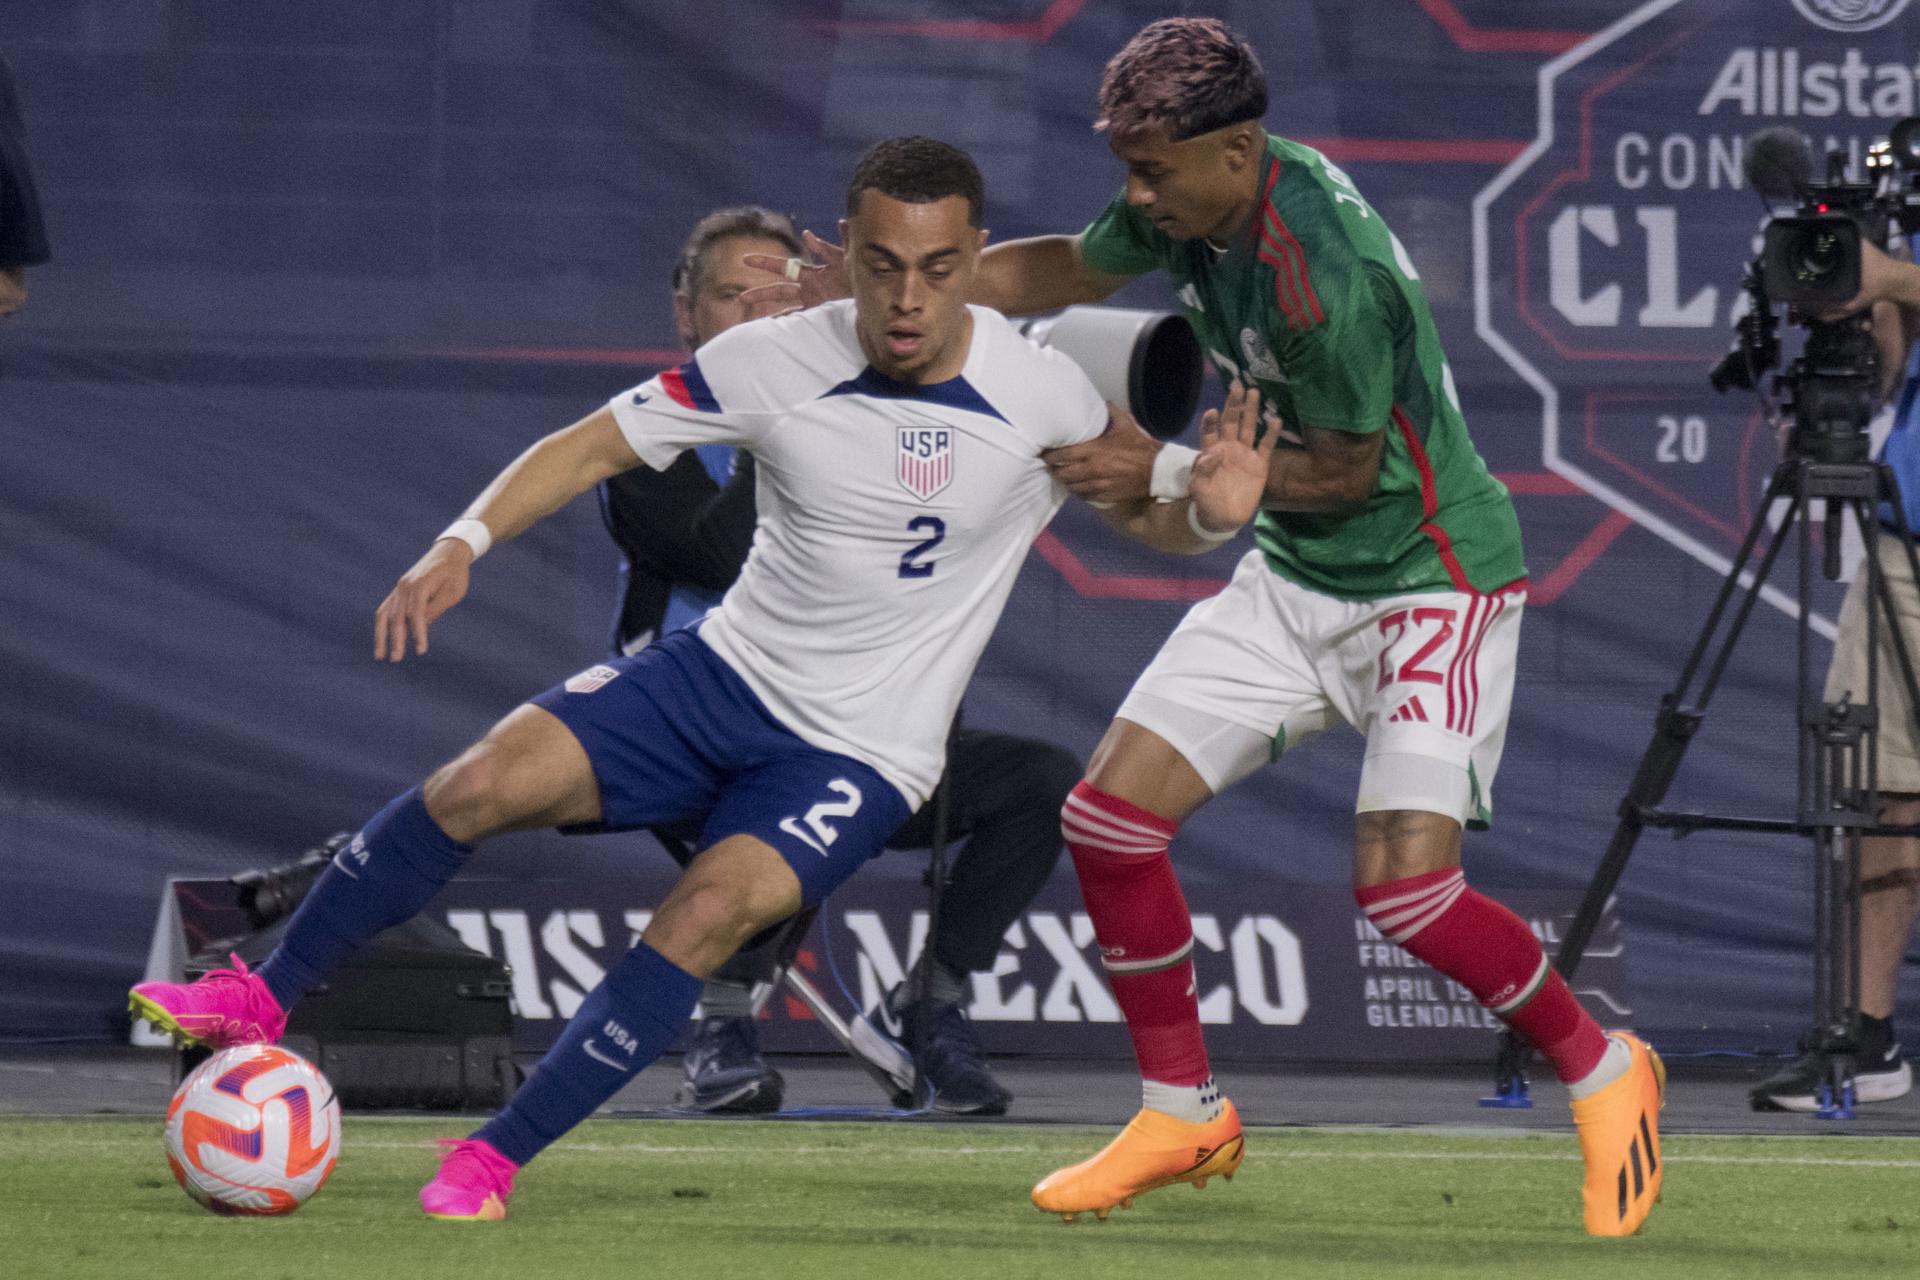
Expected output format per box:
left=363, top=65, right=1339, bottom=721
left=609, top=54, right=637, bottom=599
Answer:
left=1097, top=499, right=1226, bottom=555
left=973, top=235, right=1130, bottom=316
left=1877, top=252, right=1920, bottom=310
left=1894, top=240, right=1920, bottom=359
left=1872, top=300, right=1908, bottom=404
left=1261, top=426, right=1384, bottom=513
left=458, top=407, right=643, bottom=544
left=1095, top=384, right=1276, bottom=553
left=0, top=266, right=26, bottom=316
left=374, top=407, right=641, bottom=662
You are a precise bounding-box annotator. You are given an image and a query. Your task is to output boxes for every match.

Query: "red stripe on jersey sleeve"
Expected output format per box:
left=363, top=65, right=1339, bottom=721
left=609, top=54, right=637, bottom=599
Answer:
left=1256, top=243, right=1309, bottom=331
left=1256, top=223, right=1312, bottom=331
left=1258, top=220, right=1319, bottom=333
left=1257, top=156, right=1282, bottom=209
left=1263, top=210, right=1325, bottom=325
left=1392, top=404, right=1472, bottom=593
left=1250, top=154, right=1320, bottom=332
left=659, top=366, right=696, bottom=410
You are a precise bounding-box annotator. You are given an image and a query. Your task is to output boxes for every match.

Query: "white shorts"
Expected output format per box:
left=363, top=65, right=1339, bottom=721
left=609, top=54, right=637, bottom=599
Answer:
left=1116, top=550, right=1525, bottom=828
left=1827, top=532, right=1920, bottom=793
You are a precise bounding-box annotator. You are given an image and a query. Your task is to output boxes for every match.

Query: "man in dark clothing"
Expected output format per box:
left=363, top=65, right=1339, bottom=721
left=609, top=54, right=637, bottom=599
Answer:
left=597, top=206, right=1080, bottom=1115
left=0, top=52, right=51, bottom=317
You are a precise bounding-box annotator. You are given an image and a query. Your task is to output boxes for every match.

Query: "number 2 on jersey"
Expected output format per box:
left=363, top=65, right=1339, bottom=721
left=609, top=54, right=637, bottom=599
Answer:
left=898, top=516, right=946, bottom=579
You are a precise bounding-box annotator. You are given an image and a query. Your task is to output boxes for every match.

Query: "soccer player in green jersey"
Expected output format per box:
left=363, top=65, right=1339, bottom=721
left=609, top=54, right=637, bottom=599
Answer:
left=1014, top=19, right=1663, bottom=1236
left=746, top=18, right=1665, bottom=1237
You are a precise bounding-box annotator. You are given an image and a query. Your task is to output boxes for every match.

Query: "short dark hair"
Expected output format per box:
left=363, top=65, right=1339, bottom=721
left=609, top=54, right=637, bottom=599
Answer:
left=673, top=205, right=801, bottom=296
left=845, top=136, right=985, bottom=227
left=1096, top=18, right=1268, bottom=143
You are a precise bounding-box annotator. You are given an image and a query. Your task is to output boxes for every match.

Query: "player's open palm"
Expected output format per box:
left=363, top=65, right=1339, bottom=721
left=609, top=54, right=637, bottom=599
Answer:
left=1189, top=384, right=1279, bottom=535
left=374, top=540, right=472, bottom=662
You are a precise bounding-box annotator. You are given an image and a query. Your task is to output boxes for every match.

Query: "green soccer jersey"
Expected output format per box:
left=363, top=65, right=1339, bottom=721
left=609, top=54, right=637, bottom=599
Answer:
left=1080, top=134, right=1525, bottom=600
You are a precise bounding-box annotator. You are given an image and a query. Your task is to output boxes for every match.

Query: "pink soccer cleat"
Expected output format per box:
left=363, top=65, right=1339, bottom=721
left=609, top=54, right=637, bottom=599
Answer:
left=421, top=1138, right=518, bottom=1221
left=128, top=954, right=287, bottom=1049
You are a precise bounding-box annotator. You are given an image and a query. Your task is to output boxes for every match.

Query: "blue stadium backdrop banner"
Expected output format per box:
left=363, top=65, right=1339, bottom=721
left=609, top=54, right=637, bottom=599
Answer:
left=3, top=0, right=1918, bottom=1058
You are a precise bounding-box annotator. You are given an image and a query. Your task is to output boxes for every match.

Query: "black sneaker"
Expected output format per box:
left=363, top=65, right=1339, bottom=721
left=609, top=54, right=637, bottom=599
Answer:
left=677, top=1016, right=784, bottom=1113
left=893, top=998, right=1013, bottom=1116
left=1750, top=1028, right=1912, bottom=1112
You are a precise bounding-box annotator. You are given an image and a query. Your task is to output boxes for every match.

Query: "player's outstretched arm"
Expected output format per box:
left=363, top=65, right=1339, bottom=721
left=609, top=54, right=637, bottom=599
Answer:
left=1096, top=387, right=1276, bottom=554
left=1042, top=404, right=1164, bottom=505
left=974, top=234, right=1132, bottom=316
left=374, top=407, right=642, bottom=662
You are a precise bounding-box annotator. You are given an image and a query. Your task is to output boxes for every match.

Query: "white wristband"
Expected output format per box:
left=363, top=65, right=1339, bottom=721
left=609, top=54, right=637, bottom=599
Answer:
left=436, top=518, right=492, bottom=560
left=1186, top=502, right=1240, bottom=543
left=1150, top=443, right=1199, bottom=500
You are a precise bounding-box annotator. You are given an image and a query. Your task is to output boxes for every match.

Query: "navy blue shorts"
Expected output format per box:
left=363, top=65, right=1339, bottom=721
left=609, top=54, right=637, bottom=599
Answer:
left=530, top=628, right=910, bottom=905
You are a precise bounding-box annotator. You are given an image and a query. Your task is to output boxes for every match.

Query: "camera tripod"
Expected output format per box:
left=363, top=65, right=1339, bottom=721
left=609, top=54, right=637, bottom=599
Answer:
left=1485, top=444, right=1920, bottom=1119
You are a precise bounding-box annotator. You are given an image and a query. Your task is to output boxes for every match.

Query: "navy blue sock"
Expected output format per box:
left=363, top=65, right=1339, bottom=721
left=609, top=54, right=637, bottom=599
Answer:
left=475, top=943, right=702, bottom=1167
left=255, top=787, right=473, bottom=1011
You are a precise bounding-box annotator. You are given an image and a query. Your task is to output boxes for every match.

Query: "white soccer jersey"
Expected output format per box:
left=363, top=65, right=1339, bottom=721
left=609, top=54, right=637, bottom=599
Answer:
left=608, top=301, right=1107, bottom=808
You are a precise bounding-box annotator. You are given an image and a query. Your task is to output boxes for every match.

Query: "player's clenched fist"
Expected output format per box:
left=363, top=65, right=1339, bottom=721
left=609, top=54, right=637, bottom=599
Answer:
left=374, top=538, right=473, bottom=662
left=1189, top=384, right=1279, bottom=535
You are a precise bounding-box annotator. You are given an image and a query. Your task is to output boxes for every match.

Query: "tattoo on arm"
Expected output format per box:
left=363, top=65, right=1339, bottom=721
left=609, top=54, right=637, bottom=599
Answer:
left=1262, top=425, right=1384, bottom=512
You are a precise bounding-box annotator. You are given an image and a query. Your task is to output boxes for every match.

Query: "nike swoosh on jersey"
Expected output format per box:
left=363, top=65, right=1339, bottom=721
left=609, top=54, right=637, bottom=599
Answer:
left=582, top=1039, right=629, bottom=1070
left=631, top=392, right=650, bottom=405
left=331, top=850, right=361, bottom=879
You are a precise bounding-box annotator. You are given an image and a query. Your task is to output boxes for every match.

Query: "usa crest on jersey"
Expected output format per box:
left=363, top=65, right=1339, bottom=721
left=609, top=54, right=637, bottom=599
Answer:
left=896, top=425, right=953, bottom=502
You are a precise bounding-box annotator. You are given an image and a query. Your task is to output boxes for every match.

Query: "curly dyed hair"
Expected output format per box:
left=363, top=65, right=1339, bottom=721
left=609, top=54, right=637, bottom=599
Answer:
left=846, top=136, right=985, bottom=227
left=1096, top=17, right=1268, bottom=142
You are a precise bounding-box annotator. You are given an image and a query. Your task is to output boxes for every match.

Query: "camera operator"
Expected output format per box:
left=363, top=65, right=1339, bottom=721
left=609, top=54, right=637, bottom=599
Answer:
left=1755, top=233, right=1920, bottom=1111
left=597, top=205, right=1080, bottom=1116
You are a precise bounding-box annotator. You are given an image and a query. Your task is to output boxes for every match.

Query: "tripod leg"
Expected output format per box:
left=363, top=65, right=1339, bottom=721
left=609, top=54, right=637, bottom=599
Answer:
left=1479, top=701, right=1705, bottom=1107
left=1809, top=825, right=1863, bottom=1121
left=1684, top=469, right=1799, bottom=702
left=1485, top=477, right=1802, bottom=1104
left=1561, top=489, right=1804, bottom=982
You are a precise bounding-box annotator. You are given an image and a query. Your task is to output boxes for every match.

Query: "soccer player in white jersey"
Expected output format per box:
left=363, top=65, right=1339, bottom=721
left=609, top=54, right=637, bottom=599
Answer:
left=128, top=136, right=1278, bottom=1220
left=751, top=19, right=1664, bottom=1238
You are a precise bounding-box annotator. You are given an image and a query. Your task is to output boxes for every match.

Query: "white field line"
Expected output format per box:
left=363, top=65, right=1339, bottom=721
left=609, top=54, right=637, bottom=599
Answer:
left=332, top=1139, right=1920, bottom=1170
left=331, top=1116, right=1920, bottom=1145
left=21, top=1115, right=1918, bottom=1169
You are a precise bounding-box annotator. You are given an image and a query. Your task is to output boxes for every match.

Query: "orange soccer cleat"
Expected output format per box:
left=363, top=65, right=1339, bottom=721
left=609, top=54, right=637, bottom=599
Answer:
left=1032, top=1099, right=1245, bottom=1222
left=1571, top=1032, right=1666, bottom=1237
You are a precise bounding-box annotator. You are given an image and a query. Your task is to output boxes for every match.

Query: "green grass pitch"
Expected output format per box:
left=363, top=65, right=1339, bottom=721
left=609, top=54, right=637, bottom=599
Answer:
left=3, top=1117, right=1917, bottom=1280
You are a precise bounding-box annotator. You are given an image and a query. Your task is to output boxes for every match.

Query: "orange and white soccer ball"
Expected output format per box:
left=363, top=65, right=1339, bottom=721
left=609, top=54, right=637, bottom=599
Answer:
left=164, top=1044, right=341, bottom=1215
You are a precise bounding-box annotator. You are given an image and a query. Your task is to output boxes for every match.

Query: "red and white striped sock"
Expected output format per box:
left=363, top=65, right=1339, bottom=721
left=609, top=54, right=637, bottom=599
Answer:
left=1061, top=781, right=1220, bottom=1122
left=1358, top=867, right=1614, bottom=1086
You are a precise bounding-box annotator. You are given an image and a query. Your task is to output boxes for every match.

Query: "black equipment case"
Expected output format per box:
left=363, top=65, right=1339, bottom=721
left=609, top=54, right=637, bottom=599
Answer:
left=184, top=914, right=516, bottom=1110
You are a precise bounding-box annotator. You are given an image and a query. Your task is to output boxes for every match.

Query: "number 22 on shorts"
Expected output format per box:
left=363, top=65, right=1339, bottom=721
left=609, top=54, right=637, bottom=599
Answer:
left=1376, top=607, right=1457, bottom=690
